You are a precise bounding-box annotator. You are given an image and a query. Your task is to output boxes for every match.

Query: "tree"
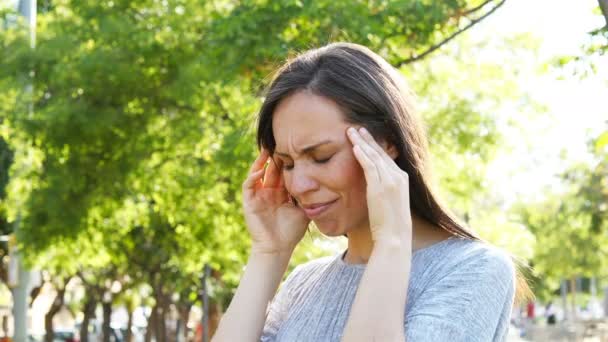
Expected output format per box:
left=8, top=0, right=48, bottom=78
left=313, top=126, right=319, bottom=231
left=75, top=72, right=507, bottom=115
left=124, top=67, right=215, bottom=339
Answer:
left=511, top=132, right=608, bottom=302
left=0, top=138, right=13, bottom=288
left=525, top=0, right=608, bottom=301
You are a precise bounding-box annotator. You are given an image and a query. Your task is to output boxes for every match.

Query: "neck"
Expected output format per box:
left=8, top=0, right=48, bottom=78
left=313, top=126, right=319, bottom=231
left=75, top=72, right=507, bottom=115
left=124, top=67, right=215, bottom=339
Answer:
left=342, top=214, right=451, bottom=265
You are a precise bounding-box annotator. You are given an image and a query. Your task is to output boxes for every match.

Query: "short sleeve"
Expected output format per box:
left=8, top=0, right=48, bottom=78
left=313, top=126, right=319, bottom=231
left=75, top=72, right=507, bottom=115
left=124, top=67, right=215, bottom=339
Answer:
left=260, top=265, right=303, bottom=342
left=404, top=248, right=516, bottom=342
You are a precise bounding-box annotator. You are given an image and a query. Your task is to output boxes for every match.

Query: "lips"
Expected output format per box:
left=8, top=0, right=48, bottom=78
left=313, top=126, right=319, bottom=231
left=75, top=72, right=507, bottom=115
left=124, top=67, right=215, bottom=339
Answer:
left=301, top=199, right=338, bottom=219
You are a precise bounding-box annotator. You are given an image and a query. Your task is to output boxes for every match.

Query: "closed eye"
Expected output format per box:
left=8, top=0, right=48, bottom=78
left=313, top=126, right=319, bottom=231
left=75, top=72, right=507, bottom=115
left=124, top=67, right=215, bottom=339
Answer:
left=315, top=157, right=332, bottom=164
left=281, top=156, right=333, bottom=171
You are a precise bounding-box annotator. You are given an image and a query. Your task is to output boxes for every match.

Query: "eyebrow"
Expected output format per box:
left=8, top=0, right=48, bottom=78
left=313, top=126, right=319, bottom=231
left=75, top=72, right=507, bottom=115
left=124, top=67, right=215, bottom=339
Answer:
left=274, top=140, right=334, bottom=158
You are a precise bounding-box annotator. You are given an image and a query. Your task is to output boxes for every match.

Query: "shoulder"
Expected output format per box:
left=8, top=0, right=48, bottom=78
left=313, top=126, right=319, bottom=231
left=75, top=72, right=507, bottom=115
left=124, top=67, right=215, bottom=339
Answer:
left=449, top=238, right=514, bottom=269
left=408, top=237, right=516, bottom=315
left=283, top=254, right=337, bottom=285
left=406, top=238, right=517, bottom=341
left=414, top=237, right=515, bottom=285
left=449, top=238, right=515, bottom=283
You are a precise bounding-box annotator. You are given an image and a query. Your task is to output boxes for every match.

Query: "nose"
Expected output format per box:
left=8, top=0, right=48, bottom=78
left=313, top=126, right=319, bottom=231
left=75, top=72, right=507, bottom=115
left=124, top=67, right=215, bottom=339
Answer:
left=287, top=166, right=320, bottom=199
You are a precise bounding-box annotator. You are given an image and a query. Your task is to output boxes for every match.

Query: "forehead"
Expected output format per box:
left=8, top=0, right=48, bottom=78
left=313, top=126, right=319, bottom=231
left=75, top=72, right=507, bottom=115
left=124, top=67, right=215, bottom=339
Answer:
left=272, top=91, right=348, bottom=148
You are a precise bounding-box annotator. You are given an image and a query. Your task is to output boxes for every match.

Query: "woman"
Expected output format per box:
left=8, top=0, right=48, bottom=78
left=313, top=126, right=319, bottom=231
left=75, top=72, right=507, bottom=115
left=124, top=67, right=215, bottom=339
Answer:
left=212, top=42, right=529, bottom=342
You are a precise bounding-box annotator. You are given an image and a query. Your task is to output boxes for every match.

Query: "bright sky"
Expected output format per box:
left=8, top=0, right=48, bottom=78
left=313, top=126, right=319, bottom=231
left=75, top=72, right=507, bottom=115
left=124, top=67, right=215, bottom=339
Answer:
left=479, top=0, right=608, bottom=205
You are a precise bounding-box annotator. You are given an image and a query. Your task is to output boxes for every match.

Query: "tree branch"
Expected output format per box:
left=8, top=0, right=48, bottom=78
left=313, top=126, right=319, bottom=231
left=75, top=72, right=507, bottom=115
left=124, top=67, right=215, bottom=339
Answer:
left=461, top=0, right=495, bottom=16
left=395, top=0, right=507, bottom=67
left=599, top=0, right=608, bottom=29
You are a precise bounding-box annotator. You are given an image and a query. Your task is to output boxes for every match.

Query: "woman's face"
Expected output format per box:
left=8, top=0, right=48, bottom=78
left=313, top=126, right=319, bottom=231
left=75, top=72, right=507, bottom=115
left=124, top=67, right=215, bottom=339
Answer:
left=272, top=90, right=369, bottom=237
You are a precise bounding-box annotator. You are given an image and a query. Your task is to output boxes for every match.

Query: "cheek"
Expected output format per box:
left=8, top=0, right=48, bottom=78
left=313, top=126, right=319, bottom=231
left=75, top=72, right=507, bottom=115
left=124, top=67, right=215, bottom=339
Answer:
left=282, top=171, right=294, bottom=194
left=334, top=153, right=367, bottom=206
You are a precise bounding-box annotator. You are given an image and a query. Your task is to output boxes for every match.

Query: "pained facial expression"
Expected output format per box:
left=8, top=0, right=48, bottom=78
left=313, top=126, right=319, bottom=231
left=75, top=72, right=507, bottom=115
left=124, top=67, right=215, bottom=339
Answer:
left=272, top=90, right=369, bottom=237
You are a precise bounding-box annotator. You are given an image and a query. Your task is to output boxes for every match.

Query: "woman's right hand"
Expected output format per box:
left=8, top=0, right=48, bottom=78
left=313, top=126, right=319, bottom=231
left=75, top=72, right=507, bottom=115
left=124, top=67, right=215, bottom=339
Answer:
left=242, top=148, right=310, bottom=254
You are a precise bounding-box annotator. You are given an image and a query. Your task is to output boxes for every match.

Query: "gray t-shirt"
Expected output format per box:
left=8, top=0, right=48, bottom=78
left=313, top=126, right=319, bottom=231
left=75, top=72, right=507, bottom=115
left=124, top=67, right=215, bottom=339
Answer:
left=261, top=237, right=516, bottom=342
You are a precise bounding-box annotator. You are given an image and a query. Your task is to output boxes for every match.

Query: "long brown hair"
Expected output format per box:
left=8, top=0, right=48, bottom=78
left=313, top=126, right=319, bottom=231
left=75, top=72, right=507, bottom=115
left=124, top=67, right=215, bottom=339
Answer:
left=256, top=42, right=532, bottom=304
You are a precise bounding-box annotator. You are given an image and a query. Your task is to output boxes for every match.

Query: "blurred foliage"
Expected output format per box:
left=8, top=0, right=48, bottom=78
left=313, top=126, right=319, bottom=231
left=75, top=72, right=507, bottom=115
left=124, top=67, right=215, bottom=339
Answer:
left=552, top=1, right=607, bottom=77
left=512, top=132, right=608, bottom=301
left=514, top=1, right=608, bottom=301
left=403, top=32, right=544, bottom=218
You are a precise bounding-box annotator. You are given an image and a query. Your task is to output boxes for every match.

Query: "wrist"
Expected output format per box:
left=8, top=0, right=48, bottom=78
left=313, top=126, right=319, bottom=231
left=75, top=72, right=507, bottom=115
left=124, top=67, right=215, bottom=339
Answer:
left=249, top=246, right=294, bottom=262
left=250, top=239, right=297, bottom=254
left=372, top=234, right=411, bottom=256
left=370, top=239, right=412, bottom=271
left=372, top=232, right=411, bottom=249
left=246, top=250, right=292, bottom=278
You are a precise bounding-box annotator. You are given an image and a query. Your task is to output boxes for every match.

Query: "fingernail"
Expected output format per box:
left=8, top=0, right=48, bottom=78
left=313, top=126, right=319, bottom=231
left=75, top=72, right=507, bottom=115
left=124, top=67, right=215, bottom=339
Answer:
left=347, top=127, right=356, bottom=135
left=359, top=127, right=367, bottom=134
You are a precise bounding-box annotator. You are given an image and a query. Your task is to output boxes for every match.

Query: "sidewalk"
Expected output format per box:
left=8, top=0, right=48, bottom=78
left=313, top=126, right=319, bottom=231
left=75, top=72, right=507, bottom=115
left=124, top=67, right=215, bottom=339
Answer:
left=514, top=320, right=608, bottom=341
left=507, top=324, right=526, bottom=341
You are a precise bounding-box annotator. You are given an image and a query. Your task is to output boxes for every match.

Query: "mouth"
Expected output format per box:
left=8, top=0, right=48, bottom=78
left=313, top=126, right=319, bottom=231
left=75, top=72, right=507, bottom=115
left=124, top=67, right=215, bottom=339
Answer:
left=301, top=199, right=339, bottom=219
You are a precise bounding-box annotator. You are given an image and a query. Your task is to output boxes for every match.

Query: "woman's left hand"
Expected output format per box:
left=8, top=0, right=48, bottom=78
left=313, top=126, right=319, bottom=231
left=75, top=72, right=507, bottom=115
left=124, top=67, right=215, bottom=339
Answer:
left=347, top=127, right=413, bottom=246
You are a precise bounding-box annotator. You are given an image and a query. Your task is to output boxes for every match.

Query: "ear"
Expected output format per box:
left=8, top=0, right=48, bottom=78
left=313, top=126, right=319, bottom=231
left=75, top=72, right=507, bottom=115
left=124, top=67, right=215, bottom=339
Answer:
left=379, top=140, right=399, bottom=160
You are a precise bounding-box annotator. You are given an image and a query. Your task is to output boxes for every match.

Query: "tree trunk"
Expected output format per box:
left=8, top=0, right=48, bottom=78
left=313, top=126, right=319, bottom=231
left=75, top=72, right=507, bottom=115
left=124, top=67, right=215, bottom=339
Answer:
left=151, top=288, right=171, bottom=342
left=80, top=297, right=97, bottom=342
left=159, top=297, right=168, bottom=342
left=570, top=276, right=577, bottom=321
left=209, top=301, right=223, bottom=338
left=177, top=304, right=191, bottom=342
left=155, top=301, right=164, bottom=342
left=145, top=303, right=158, bottom=342
left=29, top=283, right=42, bottom=307
left=125, top=307, right=134, bottom=342
left=44, top=287, right=66, bottom=342
left=44, top=313, right=54, bottom=342
left=561, top=279, right=568, bottom=321
left=599, top=0, right=608, bottom=28
left=102, top=300, right=113, bottom=342
left=208, top=270, right=226, bottom=340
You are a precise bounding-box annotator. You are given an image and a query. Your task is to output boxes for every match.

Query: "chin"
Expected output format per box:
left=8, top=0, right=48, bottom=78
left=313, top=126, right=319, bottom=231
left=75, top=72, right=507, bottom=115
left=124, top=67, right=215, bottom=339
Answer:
left=313, top=220, right=345, bottom=237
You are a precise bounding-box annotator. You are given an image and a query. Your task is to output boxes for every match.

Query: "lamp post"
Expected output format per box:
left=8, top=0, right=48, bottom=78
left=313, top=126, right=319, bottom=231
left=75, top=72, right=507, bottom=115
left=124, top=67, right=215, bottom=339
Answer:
left=12, top=1, right=36, bottom=341
left=200, top=264, right=211, bottom=342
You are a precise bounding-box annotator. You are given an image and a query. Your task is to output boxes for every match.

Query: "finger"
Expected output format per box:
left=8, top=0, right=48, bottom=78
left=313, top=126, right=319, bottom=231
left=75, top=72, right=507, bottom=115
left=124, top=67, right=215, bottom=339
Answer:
left=347, top=126, right=369, bottom=150
left=276, top=169, right=291, bottom=204
left=243, top=168, right=265, bottom=191
left=352, top=143, right=381, bottom=185
left=358, top=127, right=400, bottom=171
left=277, top=166, right=286, bottom=189
left=263, top=158, right=281, bottom=188
left=270, top=157, right=287, bottom=188
left=249, top=148, right=270, bottom=174
left=348, top=127, right=385, bottom=171
left=349, top=127, right=398, bottom=187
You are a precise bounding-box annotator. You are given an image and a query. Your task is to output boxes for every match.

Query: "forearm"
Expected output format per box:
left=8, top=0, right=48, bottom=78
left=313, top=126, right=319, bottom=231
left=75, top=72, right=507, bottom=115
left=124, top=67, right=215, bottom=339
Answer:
left=212, top=249, right=293, bottom=342
left=341, top=239, right=411, bottom=342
